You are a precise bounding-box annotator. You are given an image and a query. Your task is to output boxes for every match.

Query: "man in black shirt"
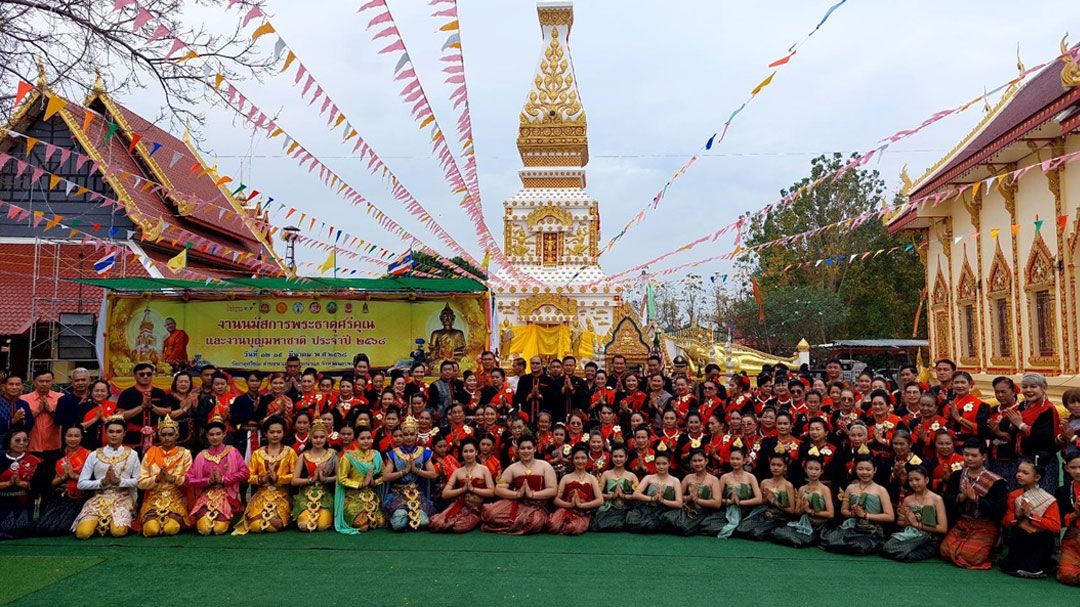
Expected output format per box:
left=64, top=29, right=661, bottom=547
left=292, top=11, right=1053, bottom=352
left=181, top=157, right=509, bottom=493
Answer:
left=115, top=363, right=171, bottom=452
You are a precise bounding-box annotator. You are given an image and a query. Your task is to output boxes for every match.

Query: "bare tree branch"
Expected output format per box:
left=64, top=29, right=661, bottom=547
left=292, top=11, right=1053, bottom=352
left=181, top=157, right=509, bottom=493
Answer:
left=0, top=0, right=273, bottom=131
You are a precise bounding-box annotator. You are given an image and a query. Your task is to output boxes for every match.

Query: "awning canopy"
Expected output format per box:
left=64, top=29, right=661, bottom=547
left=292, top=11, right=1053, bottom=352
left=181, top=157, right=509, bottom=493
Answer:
left=74, top=276, right=488, bottom=294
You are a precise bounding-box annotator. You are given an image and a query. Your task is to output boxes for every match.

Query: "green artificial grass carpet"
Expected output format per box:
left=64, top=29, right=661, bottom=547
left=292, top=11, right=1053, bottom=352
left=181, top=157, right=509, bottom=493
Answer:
left=0, top=531, right=1076, bottom=605
left=0, top=555, right=103, bottom=605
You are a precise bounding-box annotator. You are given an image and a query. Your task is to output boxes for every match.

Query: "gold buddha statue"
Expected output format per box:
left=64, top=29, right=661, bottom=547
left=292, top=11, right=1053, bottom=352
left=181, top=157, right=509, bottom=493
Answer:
left=428, top=303, right=467, bottom=361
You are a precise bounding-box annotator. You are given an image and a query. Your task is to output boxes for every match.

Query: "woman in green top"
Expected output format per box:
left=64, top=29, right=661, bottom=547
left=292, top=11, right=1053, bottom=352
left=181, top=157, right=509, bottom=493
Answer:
left=821, top=449, right=894, bottom=555
left=591, top=445, right=638, bottom=532
left=736, top=447, right=798, bottom=540
left=772, top=449, right=834, bottom=547
left=662, top=449, right=725, bottom=535
left=334, top=423, right=385, bottom=534
left=626, top=447, right=682, bottom=533
left=716, top=444, right=763, bottom=538
left=881, top=465, right=948, bottom=561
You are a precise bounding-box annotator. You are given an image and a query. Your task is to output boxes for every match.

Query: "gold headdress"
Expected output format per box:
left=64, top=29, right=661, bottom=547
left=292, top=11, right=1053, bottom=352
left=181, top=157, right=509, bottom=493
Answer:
left=807, top=445, right=821, bottom=457
left=311, top=418, right=332, bottom=434
left=732, top=437, right=743, bottom=449
left=856, top=443, right=871, bottom=456
left=105, top=413, right=126, bottom=425
left=655, top=440, right=668, bottom=453
left=773, top=442, right=787, bottom=455
left=157, top=416, right=179, bottom=433
left=908, top=454, right=923, bottom=466
left=355, top=418, right=371, bottom=429
left=400, top=415, right=419, bottom=432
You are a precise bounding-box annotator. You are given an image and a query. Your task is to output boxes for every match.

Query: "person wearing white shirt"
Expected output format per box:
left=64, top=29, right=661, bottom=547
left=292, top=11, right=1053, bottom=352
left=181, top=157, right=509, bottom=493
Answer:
left=73, top=415, right=140, bottom=539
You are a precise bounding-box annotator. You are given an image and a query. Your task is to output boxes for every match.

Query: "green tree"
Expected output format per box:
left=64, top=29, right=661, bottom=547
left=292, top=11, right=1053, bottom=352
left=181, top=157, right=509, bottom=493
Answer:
left=731, top=153, right=926, bottom=352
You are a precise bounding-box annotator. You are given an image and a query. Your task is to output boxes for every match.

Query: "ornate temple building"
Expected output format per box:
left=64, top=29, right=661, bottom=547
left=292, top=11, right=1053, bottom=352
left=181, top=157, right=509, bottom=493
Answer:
left=0, top=74, right=284, bottom=378
left=889, top=44, right=1080, bottom=398
left=493, top=2, right=621, bottom=364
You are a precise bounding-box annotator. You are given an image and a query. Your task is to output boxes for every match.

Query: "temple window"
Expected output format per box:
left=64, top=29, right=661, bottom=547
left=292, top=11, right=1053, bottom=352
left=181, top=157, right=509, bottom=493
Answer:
left=991, top=297, right=1011, bottom=358
left=1032, top=289, right=1054, bottom=357
left=960, top=304, right=977, bottom=359
left=1023, top=234, right=1057, bottom=363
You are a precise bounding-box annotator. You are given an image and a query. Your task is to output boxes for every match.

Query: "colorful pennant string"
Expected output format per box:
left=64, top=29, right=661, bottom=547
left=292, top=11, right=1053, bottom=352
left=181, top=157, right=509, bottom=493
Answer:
left=600, top=0, right=851, bottom=257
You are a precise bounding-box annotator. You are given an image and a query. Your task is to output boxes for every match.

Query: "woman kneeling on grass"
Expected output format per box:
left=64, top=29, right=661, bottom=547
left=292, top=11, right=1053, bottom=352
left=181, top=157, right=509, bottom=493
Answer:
left=430, top=437, right=493, bottom=533
left=481, top=433, right=557, bottom=535
left=547, top=444, right=604, bottom=535
left=880, top=465, right=947, bottom=561
left=187, top=417, right=246, bottom=536
left=626, top=445, right=682, bottom=533
left=820, top=446, right=893, bottom=556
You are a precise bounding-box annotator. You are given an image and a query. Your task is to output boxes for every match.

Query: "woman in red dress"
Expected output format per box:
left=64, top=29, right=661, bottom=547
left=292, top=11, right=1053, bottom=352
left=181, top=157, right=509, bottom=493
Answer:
left=481, top=434, right=557, bottom=535
left=946, top=372, right=988, bottom=444
left=430, top=437, right=494, bottom=533
left=547, top=443, right=603, bottom=535
left=37, top=426, right=91, bottom=535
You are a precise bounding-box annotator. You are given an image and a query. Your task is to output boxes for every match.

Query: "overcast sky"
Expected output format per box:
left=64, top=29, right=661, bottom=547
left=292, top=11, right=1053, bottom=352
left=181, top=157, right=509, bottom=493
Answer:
left=123, top=0, right=1077, bottom=282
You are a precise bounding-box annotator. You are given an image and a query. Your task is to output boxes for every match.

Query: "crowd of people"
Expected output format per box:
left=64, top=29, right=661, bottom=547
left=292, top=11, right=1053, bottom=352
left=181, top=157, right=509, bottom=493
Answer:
left=1, top=352, right=1079, bottom=585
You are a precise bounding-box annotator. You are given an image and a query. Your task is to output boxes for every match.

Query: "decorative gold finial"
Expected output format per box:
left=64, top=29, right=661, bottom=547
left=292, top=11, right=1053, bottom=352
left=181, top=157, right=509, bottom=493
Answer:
left=35, top=57, right=47, bottom=86
left=900, top=165, right=913, bottom=196
left=92, top=68, right=106, bottom=93
left=1016, top=43, right=1025, bottom=75
left=1060, top=34, right=1080, bottom=88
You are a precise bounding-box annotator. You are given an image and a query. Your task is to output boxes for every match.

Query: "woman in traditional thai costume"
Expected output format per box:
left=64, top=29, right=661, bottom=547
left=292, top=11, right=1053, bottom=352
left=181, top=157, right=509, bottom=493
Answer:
left=753, top=412, right=800, bottom=482
left=187, top=418, right=247, bottom=536
left=939, top=438, right=1008, bottom=570
left=430, top=434, right=458, bottom=510
left=481, top=434, right=557, bottom=535
left=584, top=431, right=609, bottom=476
left=654, top=410, right=681, bottom=473
left=877, top=429, right=920, bottom=509
left=534, top=412, right=554, bottom=453
left=430, top=437, right=492, bottom=533
left=716, top=443, right=763, bottom=539
left=235, top=416, right=296, bottom=534
left=566, top=412, right=587, bottom=446
left=498, top=416, right=526, bottom=469
left=998, top=374, right=1061, bottom=493
left=37, top=426, right=90, bottom=535
left=73, top=416, right=140, bottom=539
left=382, top=415, right=436, bottom=531
left=772, top=448, right=834, bottom=548
left=1000, top=456, right=1061, bottom=578
left=543, top=424, right=570, bottom=479
left=946, top=371, right=988, bottom=445
left=289, top=412, right=312, bottom=454
left=675, top=413, right=710, bottom=472
left=864, top=389, right=905, bottom=458
left=261, top=374, right=295, bottom=427
left=591, top=445, right=638, bottom=532
left=881, top=465, right=948, bottom=561
left=334, top=422, right=386, bottom=534
left=79, top=380, right=117, bottom=449
left=547, top=444, right=603, bottom=535
left=925, top=429, right=963, bottom=494
left=820, top=447, right=894, bottom=555
left=0, top=428, right=43, bottom=539
left=627, top=427, right=657, bottom=478
left=290, top=419, right=338, bottom=532
left=136, top=416, right=192, bottom=536
left=1057, top=449, right=1080, bottom=586
left=735, top=447, right=797, bottom=540
left=374, top=408, right=400, bottom=453
left=594, top=404, right=623, bottom=449
left=626, top=445, right=682, bottom=533
left=662, top=449, right=725, bottom=536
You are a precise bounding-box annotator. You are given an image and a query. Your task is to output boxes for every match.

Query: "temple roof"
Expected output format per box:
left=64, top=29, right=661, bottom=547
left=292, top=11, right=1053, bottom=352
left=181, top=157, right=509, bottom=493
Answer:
left=517, top=1, right=589, bottom=168
left=890, top=47, right=1080, bottom=232
left=906, top=47, right=1080, bottom=199
left=2, top=83, right=284, bottom=276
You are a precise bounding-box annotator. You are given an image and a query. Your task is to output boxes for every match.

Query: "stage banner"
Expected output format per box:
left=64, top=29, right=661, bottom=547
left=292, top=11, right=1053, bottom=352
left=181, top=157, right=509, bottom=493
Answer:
left=102, top=293, right=489, bottom=378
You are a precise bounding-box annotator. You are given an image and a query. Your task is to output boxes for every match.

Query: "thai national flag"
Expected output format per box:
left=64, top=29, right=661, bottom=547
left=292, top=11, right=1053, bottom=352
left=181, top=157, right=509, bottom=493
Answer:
left=387, top=252, right=413, bottom=277
left=94, top=251, right=117, bottom=275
